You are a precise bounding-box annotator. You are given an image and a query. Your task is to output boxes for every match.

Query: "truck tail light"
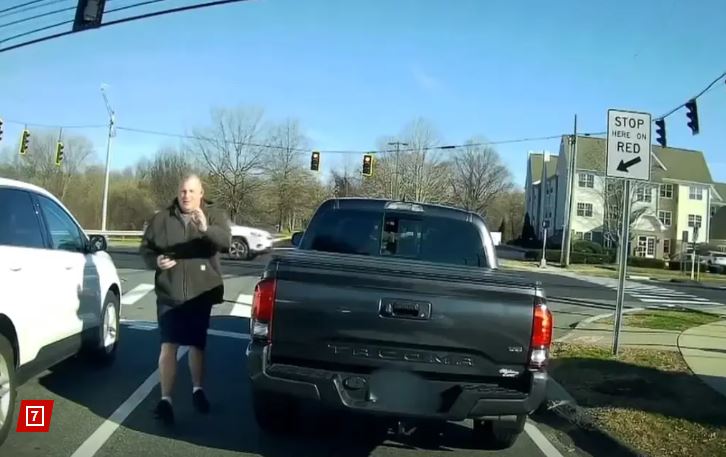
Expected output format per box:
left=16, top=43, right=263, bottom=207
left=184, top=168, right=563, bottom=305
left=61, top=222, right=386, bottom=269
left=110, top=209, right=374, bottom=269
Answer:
left=529, top=296, right=553, bottom=369
left=251, top=278, right=276, bottom=342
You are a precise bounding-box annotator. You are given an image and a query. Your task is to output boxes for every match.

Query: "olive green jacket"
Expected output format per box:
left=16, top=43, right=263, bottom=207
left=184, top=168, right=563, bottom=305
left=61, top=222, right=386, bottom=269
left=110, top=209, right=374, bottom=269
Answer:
left=139, top=199, right=232, bottom=306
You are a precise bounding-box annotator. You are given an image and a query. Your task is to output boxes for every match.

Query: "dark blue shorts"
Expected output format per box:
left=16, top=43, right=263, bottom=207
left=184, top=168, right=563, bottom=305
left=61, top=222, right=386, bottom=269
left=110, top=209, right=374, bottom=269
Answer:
left=157, top=299, right=214, bottom=349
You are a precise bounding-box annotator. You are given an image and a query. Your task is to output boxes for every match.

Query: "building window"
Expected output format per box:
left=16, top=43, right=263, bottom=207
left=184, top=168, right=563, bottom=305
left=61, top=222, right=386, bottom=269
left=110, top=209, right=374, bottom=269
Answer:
left=584, top=232, right=593, bottom=241
left=689, top=186, right=703, bottom=200
left=577, top=202, right=593, bottom=217
left=660, top=184, right=673, bottom=198
left=574, top=231, right=584, bottom=240
left=578, top=173, right=594, bottom=188
left=635, top=187, right=652, bottom=202
left=663, top=239, right=671, bottom=256
left=658, top=210, right=672, bottom=226
left=636, top=236, right=656, bottom=258
left=688, top=214, right=703, bottom=227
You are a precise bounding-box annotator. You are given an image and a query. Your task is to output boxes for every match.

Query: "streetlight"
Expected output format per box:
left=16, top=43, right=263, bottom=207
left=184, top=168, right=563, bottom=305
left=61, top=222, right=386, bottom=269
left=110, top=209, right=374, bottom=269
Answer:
left=100, top=83, right=116, bottom=232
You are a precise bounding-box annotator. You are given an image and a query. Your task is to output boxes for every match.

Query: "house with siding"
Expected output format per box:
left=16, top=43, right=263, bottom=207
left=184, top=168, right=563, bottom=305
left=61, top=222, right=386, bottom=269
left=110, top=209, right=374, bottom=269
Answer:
left=525, top=135, right=724, bottom=258
left=523, top=151, right=558, bottom=240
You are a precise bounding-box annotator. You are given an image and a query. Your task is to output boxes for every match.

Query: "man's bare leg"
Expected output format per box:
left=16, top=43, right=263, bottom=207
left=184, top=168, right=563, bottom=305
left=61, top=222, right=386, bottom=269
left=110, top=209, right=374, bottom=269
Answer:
left=159, top=343, right=179, bottom=399
left=154, top=343, right=178, bottom=424
left=189, top=346, right=204, bottom=388
left=189, top=345, right=210, bottom=413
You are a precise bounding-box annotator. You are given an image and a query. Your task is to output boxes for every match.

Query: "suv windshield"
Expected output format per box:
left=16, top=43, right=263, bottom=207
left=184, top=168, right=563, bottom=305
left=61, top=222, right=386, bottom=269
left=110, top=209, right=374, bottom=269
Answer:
left=301, top=208, right=488, bottom=267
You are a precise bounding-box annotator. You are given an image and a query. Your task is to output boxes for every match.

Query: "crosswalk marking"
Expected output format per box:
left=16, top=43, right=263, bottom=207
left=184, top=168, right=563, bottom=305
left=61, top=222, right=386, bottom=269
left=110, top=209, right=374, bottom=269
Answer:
left=120, top=284, right=155, bottom=305
left=558, top=272, right=724, bottom=309
left=230, top=293, right=253, bottom=318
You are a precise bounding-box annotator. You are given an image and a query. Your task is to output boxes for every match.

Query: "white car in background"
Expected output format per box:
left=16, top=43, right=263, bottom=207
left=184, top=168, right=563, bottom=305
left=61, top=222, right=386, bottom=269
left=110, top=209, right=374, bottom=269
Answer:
left=705, top=251, right=726, bottom=273
left=0, top=178, right=122, bottom=447
left=228, top=223, right=274, bottom=260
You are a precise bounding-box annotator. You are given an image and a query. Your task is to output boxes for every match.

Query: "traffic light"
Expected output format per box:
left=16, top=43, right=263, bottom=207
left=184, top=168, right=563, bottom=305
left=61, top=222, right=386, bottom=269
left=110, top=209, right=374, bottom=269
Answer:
left=73, top=0, right=107, bottom=32
left=685, top=98, right=699, bottom=135
left=0, top=118, right=4, bottom=143
left=362, top=154, right=373, bottom=176
left=19, top=129, right=30, bottom=155
left=655, top=118, right=666, bottom=147
left=310, top=151, right=320, bottom=171
left=55, top=142, right=64, bottom=166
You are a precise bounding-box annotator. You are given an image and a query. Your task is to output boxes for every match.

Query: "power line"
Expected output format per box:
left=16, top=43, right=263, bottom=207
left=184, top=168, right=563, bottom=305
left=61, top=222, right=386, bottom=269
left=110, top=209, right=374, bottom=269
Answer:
left=116, top=126, right=574, bottom=154
left=0, top=0, right=252, bottom=52
left=0, top=0, right=52, bottom=15
left=0, top=4, right=76, bottom=30
left=3, top=118, right=107, bottom=129
left=657, top=69, right=726, bottom=120
left=0, top=0, right=68, bottom=19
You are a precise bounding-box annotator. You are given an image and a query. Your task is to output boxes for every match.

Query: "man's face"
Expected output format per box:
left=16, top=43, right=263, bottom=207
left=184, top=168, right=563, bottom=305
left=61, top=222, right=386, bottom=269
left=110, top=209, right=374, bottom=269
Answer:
left=178, top=177, right=203, bottom=213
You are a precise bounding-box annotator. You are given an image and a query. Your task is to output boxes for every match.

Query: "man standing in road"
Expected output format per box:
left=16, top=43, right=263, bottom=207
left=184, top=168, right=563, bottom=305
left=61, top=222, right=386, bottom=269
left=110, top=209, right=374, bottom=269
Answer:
left=140, top=174, right=231, bottom=425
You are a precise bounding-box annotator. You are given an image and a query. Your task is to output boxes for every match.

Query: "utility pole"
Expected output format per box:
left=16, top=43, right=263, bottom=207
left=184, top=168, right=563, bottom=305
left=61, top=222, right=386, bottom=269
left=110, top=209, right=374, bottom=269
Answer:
left=560, top=114, right=577, bottom=267
left=100, top=84, right=116, bottom=232
left=388, top=141, right=408, bottom=200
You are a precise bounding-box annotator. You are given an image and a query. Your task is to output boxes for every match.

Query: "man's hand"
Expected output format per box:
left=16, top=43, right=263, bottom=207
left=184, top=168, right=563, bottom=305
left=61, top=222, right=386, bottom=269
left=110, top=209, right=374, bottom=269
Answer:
left=157, top=255, right=177, bottom=270
left=192, top=209, right=208, bottom=232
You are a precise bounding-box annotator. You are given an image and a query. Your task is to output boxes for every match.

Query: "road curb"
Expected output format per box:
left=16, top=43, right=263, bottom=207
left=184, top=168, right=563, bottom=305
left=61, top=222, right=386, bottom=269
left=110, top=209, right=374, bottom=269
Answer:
left=543, top=379, right=646, bottom=457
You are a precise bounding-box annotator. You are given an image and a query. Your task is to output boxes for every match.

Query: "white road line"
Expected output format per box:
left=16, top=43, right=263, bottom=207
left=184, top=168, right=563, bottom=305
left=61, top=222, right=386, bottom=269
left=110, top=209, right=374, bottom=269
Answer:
left=120, top=283, right=154, bottom=305
left=524, top=421, right=565, bottom=457
left=209, top=329, right=250, bottom=340
left=71, top=347, right=190, bottom=457
left=631, top=294, right=708, bottom=301
left=230, top=293, right=253, bottom=318
left=638, top=298, right=719, bottom=304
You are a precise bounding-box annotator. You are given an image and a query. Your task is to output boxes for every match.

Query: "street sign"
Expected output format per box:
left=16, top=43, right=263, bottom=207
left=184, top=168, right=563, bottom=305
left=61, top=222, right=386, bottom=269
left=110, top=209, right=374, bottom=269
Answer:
left=606, top=109, right=652, bottom=181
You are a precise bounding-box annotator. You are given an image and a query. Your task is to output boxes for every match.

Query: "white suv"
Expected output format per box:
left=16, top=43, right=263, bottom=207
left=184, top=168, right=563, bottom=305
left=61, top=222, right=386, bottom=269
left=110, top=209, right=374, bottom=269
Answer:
left=0, top=178, right=122, bottom=446
left=228, top=224, right=273, bottom=260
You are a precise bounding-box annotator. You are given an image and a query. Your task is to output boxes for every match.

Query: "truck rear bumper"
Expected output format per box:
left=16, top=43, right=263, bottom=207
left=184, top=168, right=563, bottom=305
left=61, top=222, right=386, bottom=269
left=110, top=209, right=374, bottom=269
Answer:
left=247, top=344, right=547, bottom=421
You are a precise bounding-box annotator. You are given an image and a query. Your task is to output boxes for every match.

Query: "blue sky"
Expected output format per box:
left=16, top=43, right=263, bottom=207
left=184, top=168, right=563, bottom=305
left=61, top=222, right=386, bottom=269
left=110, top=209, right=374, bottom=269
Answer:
left=1, top=0, right=725, bottom=186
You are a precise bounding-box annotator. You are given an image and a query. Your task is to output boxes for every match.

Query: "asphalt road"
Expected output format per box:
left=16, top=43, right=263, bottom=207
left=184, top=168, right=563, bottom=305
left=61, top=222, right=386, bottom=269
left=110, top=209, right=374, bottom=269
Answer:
left=3, top=254, right=580, bottom=457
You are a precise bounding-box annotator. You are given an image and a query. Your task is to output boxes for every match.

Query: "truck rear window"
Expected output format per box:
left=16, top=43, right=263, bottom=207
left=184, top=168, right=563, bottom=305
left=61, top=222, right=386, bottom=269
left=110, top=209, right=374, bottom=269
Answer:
left=301, top=208, right=489, bottom=267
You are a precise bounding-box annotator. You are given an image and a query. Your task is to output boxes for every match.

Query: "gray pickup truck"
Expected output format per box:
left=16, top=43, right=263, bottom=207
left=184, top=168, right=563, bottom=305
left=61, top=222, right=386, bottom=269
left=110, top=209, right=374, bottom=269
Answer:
left=246, top=198, right=552, bottom=448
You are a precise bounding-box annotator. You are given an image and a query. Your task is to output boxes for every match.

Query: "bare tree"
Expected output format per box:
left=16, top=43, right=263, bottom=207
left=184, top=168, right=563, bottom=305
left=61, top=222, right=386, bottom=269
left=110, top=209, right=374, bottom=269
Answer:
left=360, top=118, right=452, bottom=203
left=449, top=140, right=513, bottom=215
left=184, top=107, right=267, bottom=223
left=4, top=130, right=95, bottom=201
left=398, top=118, right=450, bottom=203
left=136, top=146, right=194, bottom=208
left=486, top=190, right=525, bottom=241
left=601, top=177, right=659, bottom=261
left=263, top=119, right=310, bottom=230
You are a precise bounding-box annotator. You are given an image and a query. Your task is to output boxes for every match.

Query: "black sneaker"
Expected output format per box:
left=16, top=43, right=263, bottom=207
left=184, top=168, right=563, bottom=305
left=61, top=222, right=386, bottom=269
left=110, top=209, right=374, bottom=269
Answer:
left=193, top=389, right=210, bottom=414
left=154, top=399, right=175, bottom=425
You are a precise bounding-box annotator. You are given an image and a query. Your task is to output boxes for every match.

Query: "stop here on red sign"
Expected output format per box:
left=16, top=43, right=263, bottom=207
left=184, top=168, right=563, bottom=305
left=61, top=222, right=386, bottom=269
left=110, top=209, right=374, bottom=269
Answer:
left=16, top=400, right=55, bottom=433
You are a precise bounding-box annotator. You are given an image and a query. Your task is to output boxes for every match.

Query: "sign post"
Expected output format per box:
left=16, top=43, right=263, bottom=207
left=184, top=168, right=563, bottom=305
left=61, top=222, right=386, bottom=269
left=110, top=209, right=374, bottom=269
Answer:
left=606, top=109, right=652, bottom=356
left=540, top=220, right=549, bottom=268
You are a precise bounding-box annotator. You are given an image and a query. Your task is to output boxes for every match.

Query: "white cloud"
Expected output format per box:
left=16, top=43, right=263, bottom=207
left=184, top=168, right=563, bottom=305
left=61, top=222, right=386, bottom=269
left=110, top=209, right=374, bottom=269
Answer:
left=411, top=66, right=441, bottom=92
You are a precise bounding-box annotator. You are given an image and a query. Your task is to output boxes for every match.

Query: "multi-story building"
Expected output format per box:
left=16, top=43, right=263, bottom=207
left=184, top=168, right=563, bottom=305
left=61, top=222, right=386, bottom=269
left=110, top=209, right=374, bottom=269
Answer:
left=524, top=151, right=558, bottom=240
left=525, top=135, right=726, bottom=259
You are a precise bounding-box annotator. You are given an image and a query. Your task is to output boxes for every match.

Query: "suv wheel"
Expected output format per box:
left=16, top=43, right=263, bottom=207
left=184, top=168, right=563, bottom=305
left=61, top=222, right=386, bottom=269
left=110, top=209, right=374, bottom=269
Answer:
left=0, top=334, right=17, bottom=447
left=83, top=290, right=120, bottom=365
left=229, top=238, right=250, bottom=260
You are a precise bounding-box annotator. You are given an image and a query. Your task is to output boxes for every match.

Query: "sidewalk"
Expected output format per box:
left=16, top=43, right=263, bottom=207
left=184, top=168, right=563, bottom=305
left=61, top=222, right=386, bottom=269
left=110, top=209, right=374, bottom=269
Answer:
left=679, top=318, right=726, bottom=398
left=559, top=309, right=726, bottom=399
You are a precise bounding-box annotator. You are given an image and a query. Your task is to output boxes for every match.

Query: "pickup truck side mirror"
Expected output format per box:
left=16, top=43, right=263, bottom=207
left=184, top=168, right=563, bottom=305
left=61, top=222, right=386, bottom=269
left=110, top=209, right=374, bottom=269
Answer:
left=291, top=231, right=304, bottom=247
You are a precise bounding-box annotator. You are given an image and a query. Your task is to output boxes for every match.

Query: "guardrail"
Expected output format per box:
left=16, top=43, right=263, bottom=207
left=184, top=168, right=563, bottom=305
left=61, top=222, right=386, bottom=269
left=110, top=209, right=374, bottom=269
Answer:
left=85, top=230, right=144, bottom=237
left=83, top=230, right=292, bottom=242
